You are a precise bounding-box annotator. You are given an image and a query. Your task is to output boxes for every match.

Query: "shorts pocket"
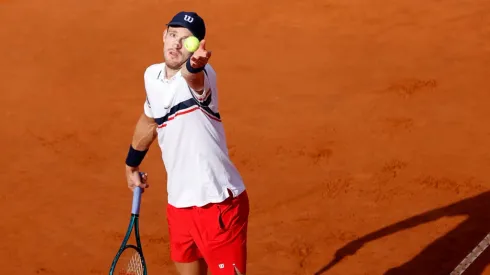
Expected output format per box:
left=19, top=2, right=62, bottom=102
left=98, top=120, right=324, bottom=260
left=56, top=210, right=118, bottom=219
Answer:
left=217, top=205, right=231, bottom=232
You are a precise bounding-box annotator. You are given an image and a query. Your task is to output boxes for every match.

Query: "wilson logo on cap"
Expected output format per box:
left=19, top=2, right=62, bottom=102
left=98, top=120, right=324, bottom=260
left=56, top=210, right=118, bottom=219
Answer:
left=184, top=15, right=194, bottom=23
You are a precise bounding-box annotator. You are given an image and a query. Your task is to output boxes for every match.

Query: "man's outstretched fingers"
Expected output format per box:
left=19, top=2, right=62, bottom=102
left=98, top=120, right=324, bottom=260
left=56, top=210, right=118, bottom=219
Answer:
left=199, top=39, right=206, bottom=51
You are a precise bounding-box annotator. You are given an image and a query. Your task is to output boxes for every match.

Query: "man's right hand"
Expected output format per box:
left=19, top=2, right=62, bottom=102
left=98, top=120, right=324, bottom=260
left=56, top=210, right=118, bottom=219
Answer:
left=125, top=165, right=149, bottom=191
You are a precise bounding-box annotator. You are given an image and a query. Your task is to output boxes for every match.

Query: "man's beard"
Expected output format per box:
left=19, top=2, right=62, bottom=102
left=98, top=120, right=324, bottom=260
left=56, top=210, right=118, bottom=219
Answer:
left=165, top=61, right=184, bottom=71
left=164, top=51, right=188, bottom=70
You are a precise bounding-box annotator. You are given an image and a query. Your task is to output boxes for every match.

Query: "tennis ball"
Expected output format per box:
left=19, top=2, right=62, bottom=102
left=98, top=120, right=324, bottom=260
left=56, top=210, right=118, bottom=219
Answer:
left=184, top=36, right=200, bottom=53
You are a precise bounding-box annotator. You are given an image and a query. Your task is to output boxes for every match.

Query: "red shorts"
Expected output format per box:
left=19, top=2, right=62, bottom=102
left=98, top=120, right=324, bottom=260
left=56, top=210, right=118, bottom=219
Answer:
left=166, top=190, right=249, bottom=274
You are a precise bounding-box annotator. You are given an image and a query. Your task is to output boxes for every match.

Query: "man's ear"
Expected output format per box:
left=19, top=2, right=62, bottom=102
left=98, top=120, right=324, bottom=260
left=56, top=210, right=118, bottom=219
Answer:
left=162, top=29, right=167, bottom=43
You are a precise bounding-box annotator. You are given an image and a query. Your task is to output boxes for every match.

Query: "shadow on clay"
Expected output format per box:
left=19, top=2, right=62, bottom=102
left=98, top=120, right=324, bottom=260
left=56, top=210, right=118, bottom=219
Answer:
left=314, top=190, right=490, bottom=275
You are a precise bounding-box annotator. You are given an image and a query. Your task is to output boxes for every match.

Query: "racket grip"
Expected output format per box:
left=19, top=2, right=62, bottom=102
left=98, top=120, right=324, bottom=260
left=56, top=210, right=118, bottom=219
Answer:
left=131, top=172, right=145, bottom=215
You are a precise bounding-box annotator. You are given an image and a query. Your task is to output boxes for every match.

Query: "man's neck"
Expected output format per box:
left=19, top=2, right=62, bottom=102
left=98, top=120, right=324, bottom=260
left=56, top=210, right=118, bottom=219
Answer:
left=165, top=65, right=181, bottom=79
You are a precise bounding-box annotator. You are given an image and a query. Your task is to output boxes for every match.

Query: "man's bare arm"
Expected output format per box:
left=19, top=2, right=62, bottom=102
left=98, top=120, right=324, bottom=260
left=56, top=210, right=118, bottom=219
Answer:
left=181, top=39, right=211, bottom=95
left=125, top=113, right=157, bottom=190
left=182, top=67, right=205, bottom=93
left=130, top=113, right=158, bottom=151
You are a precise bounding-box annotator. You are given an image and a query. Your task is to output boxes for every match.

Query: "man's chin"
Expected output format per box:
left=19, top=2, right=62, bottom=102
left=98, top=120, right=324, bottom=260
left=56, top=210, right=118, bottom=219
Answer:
left=164, top=60, right=183, bottom=70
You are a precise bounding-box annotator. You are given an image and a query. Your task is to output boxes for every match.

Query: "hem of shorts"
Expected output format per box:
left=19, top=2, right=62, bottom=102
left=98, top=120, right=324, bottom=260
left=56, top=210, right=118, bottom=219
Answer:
left=170, top=256, right=204, bottom=263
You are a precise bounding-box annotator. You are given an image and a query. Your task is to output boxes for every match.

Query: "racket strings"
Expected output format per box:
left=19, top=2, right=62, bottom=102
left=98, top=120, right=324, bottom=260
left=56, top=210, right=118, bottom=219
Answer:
left=127, top=252, right=144, bottom=275
left=118, top=250, right=144, bottom=275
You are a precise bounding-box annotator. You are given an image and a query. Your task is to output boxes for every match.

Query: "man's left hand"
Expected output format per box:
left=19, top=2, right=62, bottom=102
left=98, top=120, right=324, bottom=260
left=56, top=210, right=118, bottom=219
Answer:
left=189, top=40, right=211, bottom=69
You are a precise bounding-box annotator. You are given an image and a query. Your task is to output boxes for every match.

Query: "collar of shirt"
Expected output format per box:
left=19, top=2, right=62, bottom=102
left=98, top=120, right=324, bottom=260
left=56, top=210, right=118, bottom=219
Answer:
left=158, top=64, right=182, bottom=83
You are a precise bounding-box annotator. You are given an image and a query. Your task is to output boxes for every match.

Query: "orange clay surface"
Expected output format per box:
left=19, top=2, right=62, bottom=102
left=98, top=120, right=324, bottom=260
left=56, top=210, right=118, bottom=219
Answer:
left=1, top=0, right=490, bottom=274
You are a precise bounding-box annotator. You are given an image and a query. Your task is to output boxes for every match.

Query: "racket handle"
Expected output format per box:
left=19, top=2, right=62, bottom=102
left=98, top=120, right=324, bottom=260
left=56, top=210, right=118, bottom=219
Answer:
left=131, top=172, right=145, bottom=215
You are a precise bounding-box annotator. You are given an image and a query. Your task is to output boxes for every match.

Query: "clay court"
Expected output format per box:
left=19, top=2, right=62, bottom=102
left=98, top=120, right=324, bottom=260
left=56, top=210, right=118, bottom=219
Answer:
left=2, top=0, right=490, bottom=274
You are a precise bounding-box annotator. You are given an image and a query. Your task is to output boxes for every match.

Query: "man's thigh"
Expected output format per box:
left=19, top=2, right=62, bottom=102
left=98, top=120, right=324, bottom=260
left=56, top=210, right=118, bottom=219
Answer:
left=195, top=190, right=250, bottom=274
left=167, top=204, right=203, bottom=263
left=174, top=258, right=208, bottom=275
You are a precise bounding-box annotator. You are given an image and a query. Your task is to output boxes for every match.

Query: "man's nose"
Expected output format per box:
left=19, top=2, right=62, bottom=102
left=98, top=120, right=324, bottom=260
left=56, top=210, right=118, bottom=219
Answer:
left=174, top=39, right=183, bottom=49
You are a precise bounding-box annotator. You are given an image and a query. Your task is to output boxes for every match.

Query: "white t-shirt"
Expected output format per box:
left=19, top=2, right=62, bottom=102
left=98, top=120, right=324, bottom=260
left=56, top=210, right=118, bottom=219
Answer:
left=143, top=62, right=246, bottom=208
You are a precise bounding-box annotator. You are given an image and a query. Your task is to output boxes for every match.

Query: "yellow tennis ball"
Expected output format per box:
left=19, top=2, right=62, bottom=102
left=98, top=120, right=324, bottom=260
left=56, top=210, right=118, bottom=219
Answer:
left=184, top=36, right=200, bottom=52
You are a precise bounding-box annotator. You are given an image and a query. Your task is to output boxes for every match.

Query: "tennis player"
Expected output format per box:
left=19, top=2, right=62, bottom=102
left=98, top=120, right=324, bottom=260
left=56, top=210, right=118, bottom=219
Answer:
left=124, top=11, right=249, bottom=275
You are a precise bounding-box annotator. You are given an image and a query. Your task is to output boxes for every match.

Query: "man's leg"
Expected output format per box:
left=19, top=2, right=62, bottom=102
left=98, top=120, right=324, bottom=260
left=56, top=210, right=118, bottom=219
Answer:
left=193, top=190, right=250, bottom=275
left=174, top=258, right=208, bottom=275
left=167, top=204, right=207, bottom=275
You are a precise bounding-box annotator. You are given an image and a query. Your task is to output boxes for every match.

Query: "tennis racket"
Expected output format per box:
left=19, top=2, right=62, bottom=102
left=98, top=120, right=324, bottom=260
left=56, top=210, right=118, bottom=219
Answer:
left=109, top=172, right=148, bottom=275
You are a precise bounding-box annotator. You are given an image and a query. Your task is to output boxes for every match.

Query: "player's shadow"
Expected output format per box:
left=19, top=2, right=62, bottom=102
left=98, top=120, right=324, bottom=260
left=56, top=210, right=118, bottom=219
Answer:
left=315, top=190, right=490, bottom=275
